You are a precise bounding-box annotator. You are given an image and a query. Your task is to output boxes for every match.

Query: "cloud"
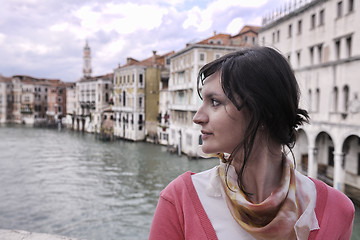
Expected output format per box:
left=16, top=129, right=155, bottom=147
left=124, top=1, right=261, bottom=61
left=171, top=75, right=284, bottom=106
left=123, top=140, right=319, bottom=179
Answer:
left=0, top=0, right=276, bottom=82
left=226, top=18, right=245, bottom=35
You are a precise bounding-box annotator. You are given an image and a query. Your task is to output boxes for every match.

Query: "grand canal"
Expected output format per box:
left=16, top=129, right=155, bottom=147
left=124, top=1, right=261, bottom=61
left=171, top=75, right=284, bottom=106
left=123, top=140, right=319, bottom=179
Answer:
left=0, top=125, right=359, bottom=240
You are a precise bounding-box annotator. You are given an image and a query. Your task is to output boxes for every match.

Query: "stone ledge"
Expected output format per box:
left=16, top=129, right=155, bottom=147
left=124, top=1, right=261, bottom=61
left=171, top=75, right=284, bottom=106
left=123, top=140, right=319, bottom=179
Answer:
left=0, top=229, right=80, bottom=240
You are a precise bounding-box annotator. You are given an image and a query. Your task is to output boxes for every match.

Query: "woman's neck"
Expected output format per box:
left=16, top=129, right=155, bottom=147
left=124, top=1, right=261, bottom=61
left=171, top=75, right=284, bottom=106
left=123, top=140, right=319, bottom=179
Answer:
left=232, top=140, right=283, bottom=204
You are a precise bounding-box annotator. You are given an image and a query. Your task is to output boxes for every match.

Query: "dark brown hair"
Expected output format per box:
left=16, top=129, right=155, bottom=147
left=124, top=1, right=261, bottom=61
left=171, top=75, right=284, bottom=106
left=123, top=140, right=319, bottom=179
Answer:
left=197, top=46, right=309, bottom=193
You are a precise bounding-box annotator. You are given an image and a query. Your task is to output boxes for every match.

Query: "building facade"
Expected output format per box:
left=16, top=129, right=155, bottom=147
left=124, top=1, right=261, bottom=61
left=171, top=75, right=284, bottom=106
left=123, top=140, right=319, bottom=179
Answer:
left=64, top=82, right=77, bottom=129
left=0, top=76, right=13, bottom=123
left=259, top=0, right=360, bottom=192
left=168, top=26, right=260, bottom=157
left=75, top=74, right=113, bottom=133
left=0, top=75, right=67, bottom=125
left=113, top=51, right=173, bottom=141
left=74, top=42, right=113, bottom=133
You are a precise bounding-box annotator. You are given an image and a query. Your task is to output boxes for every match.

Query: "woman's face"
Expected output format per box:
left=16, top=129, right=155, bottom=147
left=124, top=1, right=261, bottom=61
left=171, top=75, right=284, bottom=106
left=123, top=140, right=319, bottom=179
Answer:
left=193, top=71, right=249, bottom=154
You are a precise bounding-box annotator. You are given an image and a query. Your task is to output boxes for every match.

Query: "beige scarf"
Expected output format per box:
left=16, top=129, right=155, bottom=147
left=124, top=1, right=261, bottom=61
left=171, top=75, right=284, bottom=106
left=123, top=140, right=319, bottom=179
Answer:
left=218, top=155, right=314, bottom=240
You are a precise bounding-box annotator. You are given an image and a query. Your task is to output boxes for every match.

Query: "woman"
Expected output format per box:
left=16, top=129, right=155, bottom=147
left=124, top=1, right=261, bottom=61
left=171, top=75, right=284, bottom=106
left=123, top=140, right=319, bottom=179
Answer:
left=149, top=47, right=354, bottom=239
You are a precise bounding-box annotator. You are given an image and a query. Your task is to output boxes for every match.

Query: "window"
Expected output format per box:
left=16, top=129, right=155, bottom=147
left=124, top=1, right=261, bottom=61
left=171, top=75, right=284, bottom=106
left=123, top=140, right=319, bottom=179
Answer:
left=288, top=24, right=292, bottom=38
left=297, top=51, right=301, bottom=67
left=58, top=97, right=62, bottom=103
left=298, top=20, right=302, bottom=34
left=319, top=9, right=325, bottom=25
left=276, top=30, right=280, bottom=42
left=332, top=87, right=339, bottom=112
left=252, top=37, right=256, bottom=45
left=58, top=106, right=62, bottom=113
left=335, top=39, right=341, bottom=60
left=120, top=76, right=122, bottom=84
left=215, top=54, right=221, bottom=59
left=139, top=74, right=143, bottom=86
left=199, top=53, right=205, bottom=61
left=272, top=32, right=275, bottom=43
left=315, top=88, right=320, bottom=112
left=139, top=97, right=143, bottom=108
left=343, top=85, right=349, bottom=112
left=318, top=44, right=323, bottom=63
left=346, top=36, right=352, bottom=58
left=311, top=14, right=316, bottom=29
left=337, top=1, right=343, bottom=18
left=349, top=0, right=354, bottom=12
left=123, top=91, right=126, bottom=106
left=309, top=46, right=314, bottom=65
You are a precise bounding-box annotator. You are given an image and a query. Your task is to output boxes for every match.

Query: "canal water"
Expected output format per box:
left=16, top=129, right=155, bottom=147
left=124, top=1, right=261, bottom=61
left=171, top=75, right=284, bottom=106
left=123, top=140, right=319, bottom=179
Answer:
left=0, top=125, right=359, bottom=240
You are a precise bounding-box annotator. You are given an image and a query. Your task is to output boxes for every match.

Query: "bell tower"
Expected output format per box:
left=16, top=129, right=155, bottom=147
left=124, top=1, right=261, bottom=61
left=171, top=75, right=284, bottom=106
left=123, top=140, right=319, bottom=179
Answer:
left=83, top=40, right=92, bottom=78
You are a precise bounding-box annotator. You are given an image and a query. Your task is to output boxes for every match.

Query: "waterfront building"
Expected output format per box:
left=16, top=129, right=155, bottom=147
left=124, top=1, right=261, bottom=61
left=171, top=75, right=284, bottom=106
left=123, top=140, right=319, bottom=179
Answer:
left=74, top=41, right=113, bottom=133
left=75, top=73, right=113, bottom=133
left=0, top=75, right=66, bottom=125
left=64, top=82, right=76, bottom=129
left=46, top=81, right=67, bottom=126
left=0, top=75, right=13, bottom=123
left=113, top=51, right=173, bottom=141
left=167, top=26, right=260, bottom=157
left=157, top=64, right=171, bottom=146
left=259, top=0, right=360, bottom=192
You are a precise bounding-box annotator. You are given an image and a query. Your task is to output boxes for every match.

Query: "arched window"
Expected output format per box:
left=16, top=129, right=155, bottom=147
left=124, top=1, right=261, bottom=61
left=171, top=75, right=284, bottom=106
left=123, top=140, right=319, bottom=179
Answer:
left=332, top=87, right=338, bottom=112
left=315, top=88, right=320, bottom=112
left=343, top=85, right=349, bottom=112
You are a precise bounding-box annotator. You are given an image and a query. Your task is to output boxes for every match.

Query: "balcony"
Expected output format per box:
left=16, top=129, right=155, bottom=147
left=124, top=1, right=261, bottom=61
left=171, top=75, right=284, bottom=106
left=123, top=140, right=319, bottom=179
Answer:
left=169, top=103, right=198, bottom=111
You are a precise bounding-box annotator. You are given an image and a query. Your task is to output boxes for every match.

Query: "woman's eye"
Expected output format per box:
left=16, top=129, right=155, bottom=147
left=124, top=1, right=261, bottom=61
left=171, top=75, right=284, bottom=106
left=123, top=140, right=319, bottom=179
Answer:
left=211, top=99, right=220, bottom=107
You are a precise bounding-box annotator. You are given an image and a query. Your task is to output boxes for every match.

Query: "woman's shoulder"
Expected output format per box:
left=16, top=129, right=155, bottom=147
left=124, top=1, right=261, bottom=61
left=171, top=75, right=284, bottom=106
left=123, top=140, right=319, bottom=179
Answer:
left=159, top=171, right=195, bottom=201
left=310, top=178, right=354, bottom=220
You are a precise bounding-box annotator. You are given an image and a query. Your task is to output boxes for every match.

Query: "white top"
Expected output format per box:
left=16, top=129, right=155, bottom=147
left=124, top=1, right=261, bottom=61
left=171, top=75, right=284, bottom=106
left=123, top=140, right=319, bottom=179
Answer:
left=191, top=165, right=319, bottom=240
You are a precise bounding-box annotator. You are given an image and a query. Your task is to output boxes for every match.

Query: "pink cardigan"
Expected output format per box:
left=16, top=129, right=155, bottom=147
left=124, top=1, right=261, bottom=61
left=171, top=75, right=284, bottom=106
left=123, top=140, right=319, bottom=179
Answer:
left=149, top=171, right=355, bottom=240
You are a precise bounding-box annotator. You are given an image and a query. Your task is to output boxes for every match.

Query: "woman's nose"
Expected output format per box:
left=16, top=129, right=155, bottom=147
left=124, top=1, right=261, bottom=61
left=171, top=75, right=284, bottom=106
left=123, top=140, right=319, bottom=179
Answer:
left=193, top=107, right=207, bottom=125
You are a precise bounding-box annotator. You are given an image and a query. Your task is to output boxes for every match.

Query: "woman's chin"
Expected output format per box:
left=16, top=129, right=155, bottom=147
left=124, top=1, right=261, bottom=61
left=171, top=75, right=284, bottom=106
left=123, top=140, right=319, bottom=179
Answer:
left=197, top=145, right=217, bottom=158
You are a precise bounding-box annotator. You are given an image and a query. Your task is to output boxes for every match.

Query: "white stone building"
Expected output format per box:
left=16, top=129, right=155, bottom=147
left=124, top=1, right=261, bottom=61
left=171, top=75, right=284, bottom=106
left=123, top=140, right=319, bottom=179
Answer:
left=75, top=74, right=113, bottom=133
left=259, top=0, right=359, bottom=192
left=168, top=27, right=260, bottom=157
left=64, top=82, right=76, bottom=128
left=74, top=42, right=113, bottom=133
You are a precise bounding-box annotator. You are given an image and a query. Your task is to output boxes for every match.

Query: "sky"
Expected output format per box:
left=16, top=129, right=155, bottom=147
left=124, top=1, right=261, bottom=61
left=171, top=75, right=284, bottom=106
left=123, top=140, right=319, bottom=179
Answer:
left=0, top=0, right=288, bottom=82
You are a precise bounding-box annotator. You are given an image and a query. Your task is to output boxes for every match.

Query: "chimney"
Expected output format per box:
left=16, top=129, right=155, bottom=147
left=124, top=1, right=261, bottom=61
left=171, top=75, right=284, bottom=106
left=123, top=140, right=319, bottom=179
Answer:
left=214, top=30, right=216, bottom=36
left=152, top=50, right=157, bottom=65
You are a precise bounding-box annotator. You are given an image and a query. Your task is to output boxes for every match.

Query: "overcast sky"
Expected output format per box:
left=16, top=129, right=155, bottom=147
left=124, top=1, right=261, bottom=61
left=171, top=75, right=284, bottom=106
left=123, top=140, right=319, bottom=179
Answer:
left=0, top=0, right=288, bottom=82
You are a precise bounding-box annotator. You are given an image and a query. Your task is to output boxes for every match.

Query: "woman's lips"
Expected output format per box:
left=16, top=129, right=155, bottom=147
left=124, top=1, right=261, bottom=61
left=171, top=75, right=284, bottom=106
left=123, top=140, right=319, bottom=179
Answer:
left=201, top=130, right=213, bottom=140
